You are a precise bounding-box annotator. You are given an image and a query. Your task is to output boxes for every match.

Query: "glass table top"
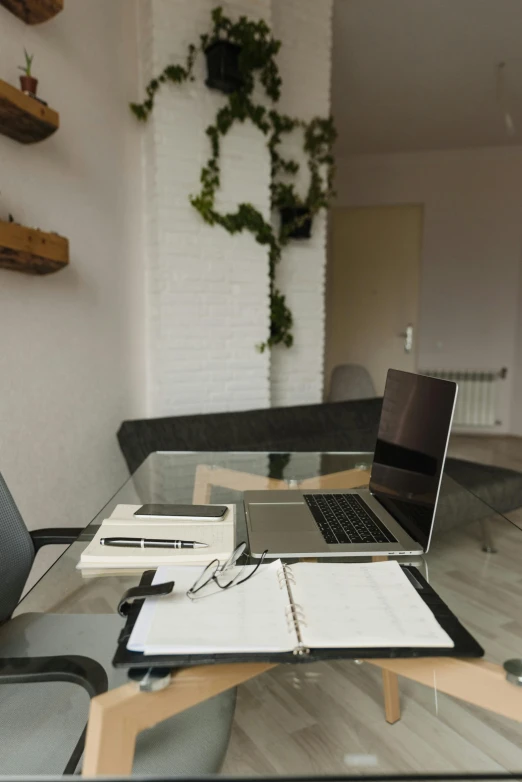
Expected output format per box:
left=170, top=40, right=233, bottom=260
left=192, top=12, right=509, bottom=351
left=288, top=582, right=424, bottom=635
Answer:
left=13, top=451, right=522, bottom=777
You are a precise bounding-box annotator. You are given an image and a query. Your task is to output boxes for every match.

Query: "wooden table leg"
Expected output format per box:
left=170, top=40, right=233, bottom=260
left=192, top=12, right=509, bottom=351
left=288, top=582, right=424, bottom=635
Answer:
left=370, top=554, right=402, bottom=722
left=367, top=657, right=522, bottom=722
left=192, top=465, right=214, bottom=504
left=192, top=465, right=290, bottom=504
left=82, top=662, right=275, bottom=776
left=381, top=669, right=401, bottom=723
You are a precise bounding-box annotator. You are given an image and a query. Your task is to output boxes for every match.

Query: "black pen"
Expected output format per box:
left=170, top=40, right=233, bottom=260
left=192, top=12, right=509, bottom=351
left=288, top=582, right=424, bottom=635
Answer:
left=100, top=537, right=208, bottom=549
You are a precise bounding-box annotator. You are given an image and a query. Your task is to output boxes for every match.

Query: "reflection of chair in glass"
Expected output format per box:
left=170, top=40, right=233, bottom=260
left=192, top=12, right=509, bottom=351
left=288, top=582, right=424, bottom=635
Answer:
left=0, top=474, right=236, bottom=775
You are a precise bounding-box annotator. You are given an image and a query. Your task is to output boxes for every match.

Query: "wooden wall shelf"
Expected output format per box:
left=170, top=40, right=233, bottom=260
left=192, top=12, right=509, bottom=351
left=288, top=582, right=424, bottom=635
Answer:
left=0, top=220, right=69, bottom=275
left=0, top=79, right=59, bottom=143
left=0, top=0, right=63, bottom=24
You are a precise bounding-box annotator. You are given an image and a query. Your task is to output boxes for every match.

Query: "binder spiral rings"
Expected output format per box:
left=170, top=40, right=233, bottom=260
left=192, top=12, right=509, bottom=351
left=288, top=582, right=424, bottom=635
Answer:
left=277, top=563, right=310, bottom=656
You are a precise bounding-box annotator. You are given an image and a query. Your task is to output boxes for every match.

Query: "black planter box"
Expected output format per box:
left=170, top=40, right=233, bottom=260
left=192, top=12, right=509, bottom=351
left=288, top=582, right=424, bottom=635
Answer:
left=280, top=207, right=313, bottom=239
left=205, top=40, right=243, bottom=94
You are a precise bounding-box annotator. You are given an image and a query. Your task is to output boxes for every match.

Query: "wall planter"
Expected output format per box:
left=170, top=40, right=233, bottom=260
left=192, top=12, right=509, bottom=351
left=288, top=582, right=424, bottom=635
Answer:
left=0, top=0, right=63, bottom=24
left=280, top=207, right=312, bottom=240
left=0, top=220, right=69, bottom=275
left=0, top=78, right=59, bottom=143
left=204, top=40, right=243, bottom=94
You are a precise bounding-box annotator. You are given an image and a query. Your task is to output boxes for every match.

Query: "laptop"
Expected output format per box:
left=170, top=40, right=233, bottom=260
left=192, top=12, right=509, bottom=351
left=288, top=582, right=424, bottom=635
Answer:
left=244, top=369, right=457, bottom=558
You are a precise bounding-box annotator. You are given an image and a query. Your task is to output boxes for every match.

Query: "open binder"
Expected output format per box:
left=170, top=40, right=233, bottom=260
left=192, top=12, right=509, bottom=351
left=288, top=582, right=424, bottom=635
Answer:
left=113, top=561, right=484, bottom=670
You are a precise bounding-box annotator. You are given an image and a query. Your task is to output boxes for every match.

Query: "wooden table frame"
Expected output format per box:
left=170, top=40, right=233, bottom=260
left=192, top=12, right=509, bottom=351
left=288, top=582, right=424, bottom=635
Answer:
left=83, top=656, right=521, bottom=776
left=191, top=463, right=372, bottom=503
left=82, top=465, right=522, bottom=775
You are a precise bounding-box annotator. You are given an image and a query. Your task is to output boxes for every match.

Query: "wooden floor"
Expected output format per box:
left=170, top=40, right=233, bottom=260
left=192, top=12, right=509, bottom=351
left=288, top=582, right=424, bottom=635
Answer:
left=222, top=435, right=522, bottom=776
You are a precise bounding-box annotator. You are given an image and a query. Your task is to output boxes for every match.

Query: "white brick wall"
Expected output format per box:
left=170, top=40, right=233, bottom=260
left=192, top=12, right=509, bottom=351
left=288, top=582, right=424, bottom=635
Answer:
left=270, top=0, right=333, bottom=407
left=139, top=0, right=272, bottom=417
left=137, top=0, right=332, bottom=416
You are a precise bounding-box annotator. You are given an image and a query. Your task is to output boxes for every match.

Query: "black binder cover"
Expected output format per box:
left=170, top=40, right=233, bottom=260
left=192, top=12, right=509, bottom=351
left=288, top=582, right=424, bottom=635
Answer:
left=112, top=565, right=484, bottom=670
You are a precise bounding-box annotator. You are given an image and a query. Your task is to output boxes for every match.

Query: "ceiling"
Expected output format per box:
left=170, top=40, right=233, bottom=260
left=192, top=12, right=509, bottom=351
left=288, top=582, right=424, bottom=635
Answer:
left=332, top=0, right=522, bottom=155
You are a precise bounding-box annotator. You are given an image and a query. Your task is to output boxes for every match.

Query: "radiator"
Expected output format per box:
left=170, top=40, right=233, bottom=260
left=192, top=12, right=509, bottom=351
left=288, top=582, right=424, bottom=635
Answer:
left=421, top=369, right=506, bottom=428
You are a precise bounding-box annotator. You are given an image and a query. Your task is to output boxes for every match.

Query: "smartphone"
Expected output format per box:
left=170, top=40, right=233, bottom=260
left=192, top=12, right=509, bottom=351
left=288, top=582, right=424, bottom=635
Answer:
left=134, top=504, right=228, bottom=520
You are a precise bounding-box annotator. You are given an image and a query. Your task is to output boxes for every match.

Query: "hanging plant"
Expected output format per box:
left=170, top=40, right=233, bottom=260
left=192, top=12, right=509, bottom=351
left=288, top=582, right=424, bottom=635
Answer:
left=201, top=8, right=282, bottom=99
left=130, top=45, right=197, bottom=121
left=280, top=207, right=312, bottom=240
left=271, top=117, right=337, bottom=242
left=204, top=40, right=243, bottom=93
left=130, top=6, right=336, bottom=352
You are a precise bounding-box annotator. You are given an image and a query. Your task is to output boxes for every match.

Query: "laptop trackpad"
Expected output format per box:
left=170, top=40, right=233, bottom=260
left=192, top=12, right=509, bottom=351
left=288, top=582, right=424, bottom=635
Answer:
left=249, top=502, right=316, bottom=531
left=248, top=502, right=325, bottom=552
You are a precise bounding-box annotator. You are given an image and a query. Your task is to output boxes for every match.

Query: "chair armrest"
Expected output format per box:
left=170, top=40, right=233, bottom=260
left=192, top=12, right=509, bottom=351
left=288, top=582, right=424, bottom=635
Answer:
left=30, top=527, right=84, bottom=552
left=0, top=654, right=108, bottom=697
left=0, top=655, right=108, bottom=774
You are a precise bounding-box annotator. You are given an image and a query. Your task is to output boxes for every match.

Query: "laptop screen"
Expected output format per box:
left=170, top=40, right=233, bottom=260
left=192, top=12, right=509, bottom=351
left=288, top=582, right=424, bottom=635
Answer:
left=369, top=369, right=457, bottom=549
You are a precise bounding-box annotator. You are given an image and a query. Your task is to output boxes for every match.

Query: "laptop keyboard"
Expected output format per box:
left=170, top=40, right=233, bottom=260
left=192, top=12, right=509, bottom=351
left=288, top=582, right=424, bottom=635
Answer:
left=303, top=493, right=397, bottom=545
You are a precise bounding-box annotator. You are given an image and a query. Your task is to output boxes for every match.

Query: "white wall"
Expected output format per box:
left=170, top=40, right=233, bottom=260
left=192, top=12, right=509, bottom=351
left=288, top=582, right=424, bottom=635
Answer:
left=0, top=0, right=144, bottom=570
left=138, top=0, right=271, bottom=418
left=270, top=0, right=333, bottom=407
left=136, top=0, right=334, bottom=415
left=335, top=147, right=522, bottom=433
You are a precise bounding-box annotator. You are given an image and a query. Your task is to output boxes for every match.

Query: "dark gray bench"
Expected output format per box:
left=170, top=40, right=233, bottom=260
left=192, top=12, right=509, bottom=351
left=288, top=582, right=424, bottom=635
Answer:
left=117, top=398, right=522, bottom=524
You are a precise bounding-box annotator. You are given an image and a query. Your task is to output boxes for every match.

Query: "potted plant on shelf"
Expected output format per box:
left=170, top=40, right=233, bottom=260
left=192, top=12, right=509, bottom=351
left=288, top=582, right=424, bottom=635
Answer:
left=18, top=49, right=37, bottom=96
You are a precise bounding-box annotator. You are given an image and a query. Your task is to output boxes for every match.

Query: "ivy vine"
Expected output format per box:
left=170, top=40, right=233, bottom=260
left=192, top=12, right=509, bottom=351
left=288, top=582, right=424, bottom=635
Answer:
left=131, top=6, right=336, bottom=351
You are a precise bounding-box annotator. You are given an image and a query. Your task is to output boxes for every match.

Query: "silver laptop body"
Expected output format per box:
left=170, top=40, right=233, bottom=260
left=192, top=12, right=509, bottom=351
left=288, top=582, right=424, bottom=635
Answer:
left=244, top=369, right=457, bottom=559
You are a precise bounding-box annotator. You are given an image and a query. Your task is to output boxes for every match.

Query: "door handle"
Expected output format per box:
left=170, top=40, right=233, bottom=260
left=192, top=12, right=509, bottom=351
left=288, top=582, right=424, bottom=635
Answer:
left=399, top=323, right=413, bottom=354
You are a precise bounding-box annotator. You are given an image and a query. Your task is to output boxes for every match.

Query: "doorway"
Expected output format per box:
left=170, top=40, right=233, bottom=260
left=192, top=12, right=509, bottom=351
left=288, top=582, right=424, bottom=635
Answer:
left=325, top=204, right=423, bottom=397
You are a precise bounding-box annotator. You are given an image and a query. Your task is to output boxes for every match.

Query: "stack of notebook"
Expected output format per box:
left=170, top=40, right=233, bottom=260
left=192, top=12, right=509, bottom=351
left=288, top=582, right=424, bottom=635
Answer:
left=77, top=503, right=235, bottom=574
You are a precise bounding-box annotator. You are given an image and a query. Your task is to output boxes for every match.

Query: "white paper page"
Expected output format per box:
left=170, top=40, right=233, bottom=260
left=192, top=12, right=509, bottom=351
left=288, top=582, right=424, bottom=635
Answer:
left=128, top=560, right=295, bottom=655
left=292, top=561, right=454, bottom=649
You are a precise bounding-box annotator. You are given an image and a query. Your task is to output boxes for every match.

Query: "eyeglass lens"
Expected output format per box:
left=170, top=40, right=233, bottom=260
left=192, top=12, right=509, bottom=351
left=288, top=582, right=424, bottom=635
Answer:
left=188, top=544, right=267, bottom=598
left=189, top=558, right=220, bottom=593
left=216, top=548, right=267, bottom=589
left=220, top=541, right=247, bottom=572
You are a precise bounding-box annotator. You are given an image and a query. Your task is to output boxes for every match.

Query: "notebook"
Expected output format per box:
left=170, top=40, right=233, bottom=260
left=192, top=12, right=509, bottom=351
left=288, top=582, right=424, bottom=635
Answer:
left=127, top=559, right=454, bottom=656
left=77, top=503, right=235, bottom=572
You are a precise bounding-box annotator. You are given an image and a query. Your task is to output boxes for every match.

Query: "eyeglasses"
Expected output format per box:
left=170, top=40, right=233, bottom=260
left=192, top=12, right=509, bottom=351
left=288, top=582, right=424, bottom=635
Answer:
left=186, top=542, right=268, bottom=600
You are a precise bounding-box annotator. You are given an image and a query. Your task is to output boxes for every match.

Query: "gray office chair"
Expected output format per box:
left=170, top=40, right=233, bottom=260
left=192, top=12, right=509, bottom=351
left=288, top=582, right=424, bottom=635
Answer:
left=0, top=473, right=236, bottom=775
left=328, top=364, right=377, bottom=402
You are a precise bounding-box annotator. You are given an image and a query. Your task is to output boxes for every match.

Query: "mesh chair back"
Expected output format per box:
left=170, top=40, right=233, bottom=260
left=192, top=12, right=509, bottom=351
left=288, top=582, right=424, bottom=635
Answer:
left=0, top=474, right=34, bottom=623
left=328, top=364, right=377, bottom=403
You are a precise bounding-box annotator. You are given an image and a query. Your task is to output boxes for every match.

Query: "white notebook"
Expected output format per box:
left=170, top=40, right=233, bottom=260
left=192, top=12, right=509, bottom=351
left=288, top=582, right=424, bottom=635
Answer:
left=77, top=504, right=235, bottom=571
left=128, top=560, right=454, bottom=655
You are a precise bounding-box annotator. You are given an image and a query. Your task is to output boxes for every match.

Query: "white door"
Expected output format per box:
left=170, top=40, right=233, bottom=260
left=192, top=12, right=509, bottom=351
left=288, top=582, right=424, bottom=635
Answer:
left=325, top=204, right=423, bottom=396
